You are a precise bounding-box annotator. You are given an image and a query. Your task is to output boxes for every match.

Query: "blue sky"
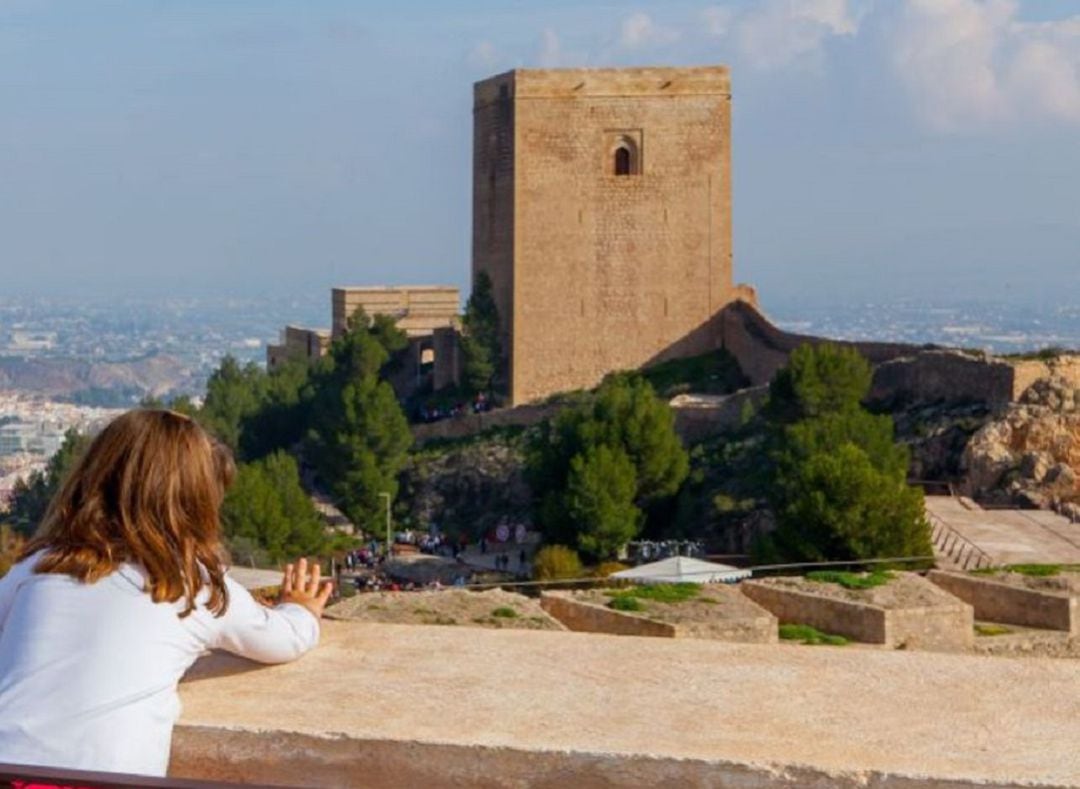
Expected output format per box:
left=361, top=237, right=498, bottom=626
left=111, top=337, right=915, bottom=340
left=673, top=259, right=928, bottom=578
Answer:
left=0, top=0, right=1077, bottom=311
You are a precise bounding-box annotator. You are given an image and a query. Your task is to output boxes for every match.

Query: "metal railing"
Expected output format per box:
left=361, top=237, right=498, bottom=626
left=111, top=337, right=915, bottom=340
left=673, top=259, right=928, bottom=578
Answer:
left=926, top=510, right=994, bottom=571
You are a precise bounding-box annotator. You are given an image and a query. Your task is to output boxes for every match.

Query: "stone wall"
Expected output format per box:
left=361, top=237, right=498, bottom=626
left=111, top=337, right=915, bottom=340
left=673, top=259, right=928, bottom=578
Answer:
left=718, top=300, right=919, bottom=388
left=870, top=351, right=1016, bottom=407
left=540, top=592, right=677, bottom=637
left=928, top=570, right=1079, bottom=634
left=719, top=300, right=1078, bottom=410
left=411, top=401, right=561, bottom=443
left=741, top=580, right=973, bottom=651
left=669, top=386, right=767, bottom=443
left=1011, top=356, right=1080, bottom=401
left=540, top=590, right=777, bottom=643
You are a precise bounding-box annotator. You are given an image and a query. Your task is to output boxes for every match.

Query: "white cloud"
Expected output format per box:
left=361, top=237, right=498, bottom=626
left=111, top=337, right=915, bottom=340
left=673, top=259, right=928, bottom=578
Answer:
left=538, top=28, right=563, bottom=67
left=727, top=0, right=859, bottom=70
left=890, top=0, right=1080, bottom=131
left=466, top=40, right=499, bottom=71
left=619, top=12, right=679, bottom=49
left=701, top=6, right=734, bottom=38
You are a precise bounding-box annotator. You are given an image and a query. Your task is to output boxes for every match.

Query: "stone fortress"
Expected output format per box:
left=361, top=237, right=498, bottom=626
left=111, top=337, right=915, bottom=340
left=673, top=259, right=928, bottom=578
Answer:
left=270, top=64, right=1080, bottom=414
left=473, top=66, right=755, bottom=404
left=271, top=65, right=758, bottom=404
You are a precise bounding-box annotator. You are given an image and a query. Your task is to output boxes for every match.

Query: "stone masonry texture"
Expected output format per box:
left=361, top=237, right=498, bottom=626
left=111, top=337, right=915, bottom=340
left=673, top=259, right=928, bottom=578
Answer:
left=473, top=67, right=735, bottom=405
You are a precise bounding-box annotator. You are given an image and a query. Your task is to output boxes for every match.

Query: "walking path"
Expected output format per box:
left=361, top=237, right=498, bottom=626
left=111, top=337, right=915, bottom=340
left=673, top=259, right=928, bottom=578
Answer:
left=927, top=495, right=1080, bottom=566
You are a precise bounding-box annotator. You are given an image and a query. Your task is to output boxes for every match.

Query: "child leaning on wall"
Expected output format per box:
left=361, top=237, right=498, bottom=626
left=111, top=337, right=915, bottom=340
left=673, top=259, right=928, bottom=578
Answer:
left=0, top=409, right=333, bottom=778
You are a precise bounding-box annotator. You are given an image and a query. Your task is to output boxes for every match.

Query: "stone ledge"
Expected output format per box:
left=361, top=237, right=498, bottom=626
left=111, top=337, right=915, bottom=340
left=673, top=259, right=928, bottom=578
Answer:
left=929, top=570, right=1080, bottom=634
left=169, top=620, right=1080, bottom=787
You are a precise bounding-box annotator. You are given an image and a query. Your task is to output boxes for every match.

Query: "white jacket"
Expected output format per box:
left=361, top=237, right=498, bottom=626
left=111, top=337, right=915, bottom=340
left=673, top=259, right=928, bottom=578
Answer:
left=0, top=552, right=319, bottom=777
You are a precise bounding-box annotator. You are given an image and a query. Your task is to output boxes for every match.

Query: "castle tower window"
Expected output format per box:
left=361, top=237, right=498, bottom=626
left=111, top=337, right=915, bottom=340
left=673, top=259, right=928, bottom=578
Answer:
left=609, top=133, right=641, bottom=176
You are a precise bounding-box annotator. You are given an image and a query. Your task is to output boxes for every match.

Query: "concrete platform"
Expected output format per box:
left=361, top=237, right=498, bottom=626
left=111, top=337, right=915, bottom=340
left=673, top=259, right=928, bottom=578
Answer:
left=171, top=620, right=1080, bottom=787
left=928, top=495, right=1080, bottom=565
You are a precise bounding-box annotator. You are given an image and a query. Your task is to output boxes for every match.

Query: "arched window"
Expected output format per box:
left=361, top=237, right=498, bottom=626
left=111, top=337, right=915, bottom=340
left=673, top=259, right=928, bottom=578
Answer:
left=614, top=146, right=632, bottom=176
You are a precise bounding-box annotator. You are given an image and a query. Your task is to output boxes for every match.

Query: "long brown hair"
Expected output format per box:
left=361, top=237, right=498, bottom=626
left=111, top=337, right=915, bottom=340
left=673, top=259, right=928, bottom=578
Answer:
left=21, top=409, right=234, bottom=617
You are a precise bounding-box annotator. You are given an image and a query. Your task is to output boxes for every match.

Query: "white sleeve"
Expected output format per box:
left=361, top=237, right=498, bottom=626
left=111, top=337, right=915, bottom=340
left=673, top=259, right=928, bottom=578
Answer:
left=0, top=555, right=36, bottom=635
left=209, top=576, right=320, bottom=663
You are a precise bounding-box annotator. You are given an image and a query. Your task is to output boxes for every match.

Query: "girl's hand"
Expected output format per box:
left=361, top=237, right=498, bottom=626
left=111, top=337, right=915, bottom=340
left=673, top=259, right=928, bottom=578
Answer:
left=279, top=557, right=333, bottom=620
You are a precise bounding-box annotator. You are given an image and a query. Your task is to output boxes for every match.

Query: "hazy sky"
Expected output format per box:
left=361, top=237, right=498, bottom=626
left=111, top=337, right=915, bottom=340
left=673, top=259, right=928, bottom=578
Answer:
left=0, top=0, right=1078, bottom=311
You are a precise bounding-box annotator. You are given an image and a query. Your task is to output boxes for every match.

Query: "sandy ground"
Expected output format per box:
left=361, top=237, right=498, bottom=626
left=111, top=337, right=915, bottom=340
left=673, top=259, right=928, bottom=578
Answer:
left=570, top=584, right=767, bottom=625
left=325, top=588, right=565, bottom=630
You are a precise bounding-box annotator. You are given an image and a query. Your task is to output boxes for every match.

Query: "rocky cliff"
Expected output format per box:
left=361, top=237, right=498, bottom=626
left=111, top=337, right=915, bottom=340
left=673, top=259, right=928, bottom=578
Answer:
left=962, top=376, right=1080, bottom=513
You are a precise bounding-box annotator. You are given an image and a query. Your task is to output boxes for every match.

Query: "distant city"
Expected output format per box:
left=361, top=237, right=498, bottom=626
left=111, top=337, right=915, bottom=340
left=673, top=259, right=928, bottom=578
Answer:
left=769, top=300, right=1080, bottom=356
left=0, top=295, right=1076, bottom=409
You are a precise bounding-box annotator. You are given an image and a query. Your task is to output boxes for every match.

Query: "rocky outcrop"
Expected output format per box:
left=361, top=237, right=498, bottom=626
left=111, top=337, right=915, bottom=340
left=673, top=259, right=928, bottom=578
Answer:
left=398, top=438, right=532, bottom=536
left=962, top=376, right=1080, bottom=508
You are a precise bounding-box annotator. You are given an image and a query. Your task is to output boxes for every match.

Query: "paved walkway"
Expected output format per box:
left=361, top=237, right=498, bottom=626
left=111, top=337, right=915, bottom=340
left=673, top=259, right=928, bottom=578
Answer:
left=927, top=495, right=1080, bottom=566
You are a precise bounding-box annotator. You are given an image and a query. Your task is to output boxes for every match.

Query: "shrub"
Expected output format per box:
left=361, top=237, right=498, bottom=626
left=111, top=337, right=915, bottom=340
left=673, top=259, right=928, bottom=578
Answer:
left=593, top=561, right=630, bottom=578
left=621, top=583, right=700, bottom=604
left=779, top=623, right=849, bottom=646
left=1006, top=564, right=1061, bottom=577
left=491, top=606, right=518, bottom=618
left=532, top=545, right=584, bottom=581
left=608, top=595, right=645, bottom=612
left=805, top=570, right=894, bottom=590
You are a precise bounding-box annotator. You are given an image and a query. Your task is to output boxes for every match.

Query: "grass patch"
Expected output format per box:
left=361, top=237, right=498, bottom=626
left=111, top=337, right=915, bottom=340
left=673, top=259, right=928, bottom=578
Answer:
left=641, top=348, right=748, bottom=398
left=806, top=570, right=894, bottom=590
left=608, top=595, right=646, bottom=612
left=779, top=623, right=849, bottom=646
left=975, top=623, right=1013, bottom=637
left=1006, top=564, right=1061, bottom=577
left=610, top=583, right=701, bottom=604
left=972, top=564, right=1079, bottom=578
left=605, top=583, right=702, bottom=612
left=491, top=606, right=518, bottom=618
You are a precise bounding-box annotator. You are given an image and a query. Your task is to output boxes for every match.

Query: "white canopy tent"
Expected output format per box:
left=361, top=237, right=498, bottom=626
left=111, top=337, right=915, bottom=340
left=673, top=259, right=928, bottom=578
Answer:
left=610, top=556, right=751, bottom=585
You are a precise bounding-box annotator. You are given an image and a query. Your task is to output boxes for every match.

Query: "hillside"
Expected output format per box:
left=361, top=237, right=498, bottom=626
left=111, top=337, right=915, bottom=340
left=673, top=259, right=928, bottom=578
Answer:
left=0, top=353, right=199, bottom=404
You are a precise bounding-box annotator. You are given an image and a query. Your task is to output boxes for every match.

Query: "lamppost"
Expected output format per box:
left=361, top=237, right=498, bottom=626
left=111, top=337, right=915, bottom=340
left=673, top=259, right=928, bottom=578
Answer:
left=378, top=492, right=392, bottom=559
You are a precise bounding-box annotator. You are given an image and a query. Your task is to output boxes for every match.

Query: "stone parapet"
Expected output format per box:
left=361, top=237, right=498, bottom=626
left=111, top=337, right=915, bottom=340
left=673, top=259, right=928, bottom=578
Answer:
left=540, top=592, right=677, bottom=637
left=169, top=620, right=1080, bottom=787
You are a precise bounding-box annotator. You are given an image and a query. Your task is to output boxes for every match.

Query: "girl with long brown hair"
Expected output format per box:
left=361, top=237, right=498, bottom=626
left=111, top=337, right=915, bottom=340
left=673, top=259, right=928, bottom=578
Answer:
left=0, top=409, right=332, bottom=777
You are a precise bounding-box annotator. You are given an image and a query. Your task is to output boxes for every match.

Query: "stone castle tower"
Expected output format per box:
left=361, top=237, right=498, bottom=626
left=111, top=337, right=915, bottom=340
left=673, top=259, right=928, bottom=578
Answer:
left=473, top=66, right=746, bottom=405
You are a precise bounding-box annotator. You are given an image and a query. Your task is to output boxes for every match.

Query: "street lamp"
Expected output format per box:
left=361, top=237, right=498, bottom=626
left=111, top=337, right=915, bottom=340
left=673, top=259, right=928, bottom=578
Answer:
left=378, top=492, right=392, bottom=559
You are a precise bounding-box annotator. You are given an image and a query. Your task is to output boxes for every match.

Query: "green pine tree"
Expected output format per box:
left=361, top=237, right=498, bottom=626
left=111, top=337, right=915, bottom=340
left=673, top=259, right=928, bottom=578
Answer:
left=7, top=429, right=91, bottom=536
left=461, top=271, right=502, bottom=395
left=306, top=309, right=413, bottom=528
left=763, top=344, right=931, bottom=563
left=528, top=373, right=688, bottom=557
left=220, top=451, right=328, bottom=563
left=566, top=445, right=641, bottom=561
